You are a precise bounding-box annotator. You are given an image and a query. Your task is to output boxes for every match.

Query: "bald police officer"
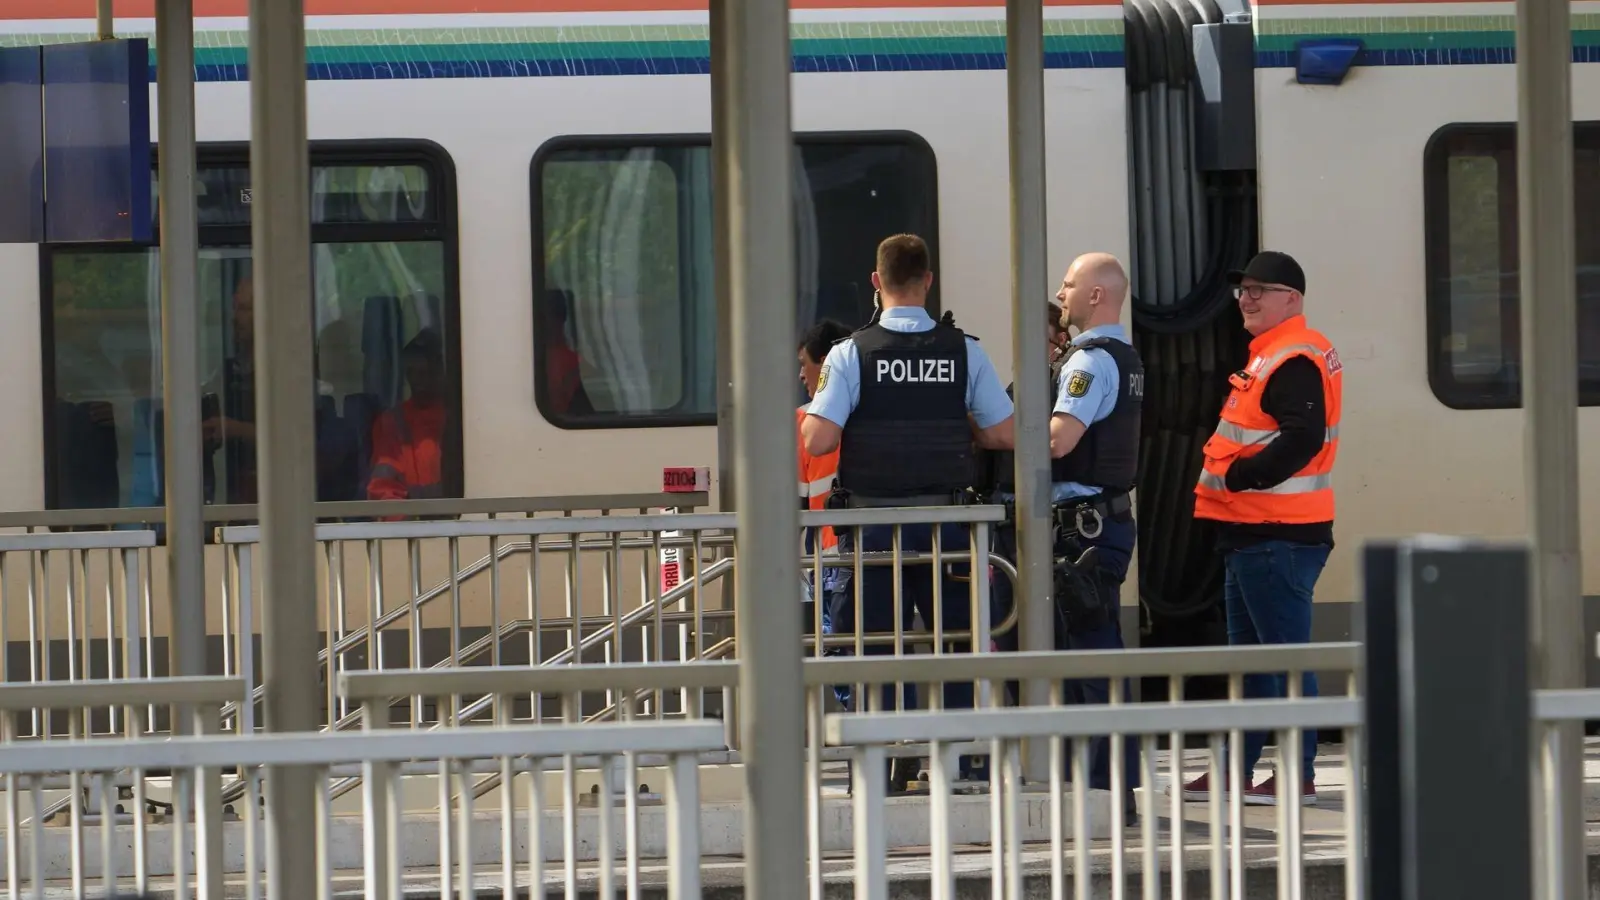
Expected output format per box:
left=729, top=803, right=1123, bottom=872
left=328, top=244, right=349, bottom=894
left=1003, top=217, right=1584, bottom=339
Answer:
left=802, top=233, right=1015, bottom=788
left=984, top=252, right=1143, bottom=813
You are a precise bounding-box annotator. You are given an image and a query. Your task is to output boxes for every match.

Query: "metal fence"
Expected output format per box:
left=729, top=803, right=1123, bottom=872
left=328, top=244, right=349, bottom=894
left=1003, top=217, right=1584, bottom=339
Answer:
left=1, top=520, right=1593, bottom=898
left=0, top=703, right=718, bottom=900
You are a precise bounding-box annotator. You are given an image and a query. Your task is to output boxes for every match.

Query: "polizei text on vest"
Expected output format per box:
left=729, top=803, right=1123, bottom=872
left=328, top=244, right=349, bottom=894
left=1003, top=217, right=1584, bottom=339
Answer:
left=876, top=357, right=959, bottom=384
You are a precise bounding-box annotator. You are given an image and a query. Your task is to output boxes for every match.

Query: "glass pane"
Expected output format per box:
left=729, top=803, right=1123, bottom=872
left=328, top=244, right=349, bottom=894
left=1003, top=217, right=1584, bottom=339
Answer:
left=48, top=241, right=454, bottom=509
left=312, top=165, right=433, bottom=224
left=540, top=148, right=693, bottom=418
left=1441, top=152, right=1508, bottom=388
left=148, top=163, right=435, bottom=229
left=535, top=138, right=939, bottom=425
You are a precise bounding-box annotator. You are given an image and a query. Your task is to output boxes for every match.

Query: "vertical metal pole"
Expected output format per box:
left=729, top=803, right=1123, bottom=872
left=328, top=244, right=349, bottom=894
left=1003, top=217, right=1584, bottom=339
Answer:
left=248, top=0, right=320, bottom=897
left=1515, top=0, right=1584, bottom=895
left=96, top=0, right=113, bottom=40
left=1006, top=0, right=1053, bottom=782
left=713, top=0, right=735, bottom=517
left=710, top=0, right=740, bottom=655
left=719, top=0, right=804, bottom=896
left=156, top=0, right=219, bottom=894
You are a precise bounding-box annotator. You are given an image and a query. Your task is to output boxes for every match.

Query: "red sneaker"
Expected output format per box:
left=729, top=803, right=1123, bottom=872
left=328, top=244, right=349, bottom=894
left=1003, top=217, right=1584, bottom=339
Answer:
left=1244, top=774, right=1317, bottom=807
left=1175, top=772, right=1237, bottom=802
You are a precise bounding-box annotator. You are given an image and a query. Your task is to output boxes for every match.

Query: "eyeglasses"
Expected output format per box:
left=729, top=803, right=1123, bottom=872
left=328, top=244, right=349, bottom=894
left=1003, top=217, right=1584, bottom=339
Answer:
left=1232, top=284, right=1295, bottom=301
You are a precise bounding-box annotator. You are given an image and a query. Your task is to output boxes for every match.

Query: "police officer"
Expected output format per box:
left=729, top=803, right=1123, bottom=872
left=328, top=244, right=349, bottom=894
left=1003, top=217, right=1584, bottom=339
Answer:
left=801, top=233, right=1015, bottom=789
left=982, top=252, right=1143, bottom=812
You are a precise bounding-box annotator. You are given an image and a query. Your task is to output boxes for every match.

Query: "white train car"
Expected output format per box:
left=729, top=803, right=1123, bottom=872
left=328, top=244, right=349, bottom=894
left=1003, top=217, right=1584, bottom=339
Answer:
left=1, top=0, right=1596, bottom=688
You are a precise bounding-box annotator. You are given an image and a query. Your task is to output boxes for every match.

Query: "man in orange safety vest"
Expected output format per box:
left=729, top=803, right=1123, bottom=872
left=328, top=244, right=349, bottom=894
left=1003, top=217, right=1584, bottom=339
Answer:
left=1181, top=250, right=1342, bottom=809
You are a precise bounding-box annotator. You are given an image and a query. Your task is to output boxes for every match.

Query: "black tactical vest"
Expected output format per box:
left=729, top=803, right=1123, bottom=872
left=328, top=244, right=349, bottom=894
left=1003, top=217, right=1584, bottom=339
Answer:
left=837, top=320, right=972, bottom=498
left=986, top=336, right=1144, bottom=495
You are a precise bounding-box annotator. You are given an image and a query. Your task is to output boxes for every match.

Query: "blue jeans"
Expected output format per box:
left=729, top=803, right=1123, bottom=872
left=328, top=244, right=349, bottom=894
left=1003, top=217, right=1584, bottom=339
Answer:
left=1223, top=540, right=1329, bottom=780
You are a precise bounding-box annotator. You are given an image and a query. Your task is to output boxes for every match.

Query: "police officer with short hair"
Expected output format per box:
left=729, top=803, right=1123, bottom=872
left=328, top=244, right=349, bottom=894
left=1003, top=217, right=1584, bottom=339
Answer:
left=982, top=252, right=1143, bottom=813
left=802, top=233, right=1015, bottom=788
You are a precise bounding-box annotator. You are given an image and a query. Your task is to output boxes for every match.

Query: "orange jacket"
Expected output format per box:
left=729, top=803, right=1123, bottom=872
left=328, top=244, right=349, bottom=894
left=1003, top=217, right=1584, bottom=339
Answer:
left=1193, top=315, right=1342, bottom=525
left=368, top=398, right=447, bottom=518
left=797, top=407, right=840, bottom=552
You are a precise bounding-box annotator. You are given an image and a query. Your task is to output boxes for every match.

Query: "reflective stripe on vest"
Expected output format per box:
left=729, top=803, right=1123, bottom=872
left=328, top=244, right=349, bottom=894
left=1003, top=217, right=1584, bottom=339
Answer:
left=1193, top=316, right=1342, bottom=526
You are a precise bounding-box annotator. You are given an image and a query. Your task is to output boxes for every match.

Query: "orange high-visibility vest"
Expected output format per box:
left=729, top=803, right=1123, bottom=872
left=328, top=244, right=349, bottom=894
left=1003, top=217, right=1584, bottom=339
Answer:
left=796, top=406, right=840, bottom=551
left=369, top=398, right=447, bottom=521
left=1193, top=314, right=1342, bottom=525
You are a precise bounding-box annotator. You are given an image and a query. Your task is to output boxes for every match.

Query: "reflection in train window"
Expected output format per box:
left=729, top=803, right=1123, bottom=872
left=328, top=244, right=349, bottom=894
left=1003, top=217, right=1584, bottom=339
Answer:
left=532, top=133, right=940, bottom=428
left=1424, top=123, right=1600, bottom=408
left=43, top=143, right=461, bottom=512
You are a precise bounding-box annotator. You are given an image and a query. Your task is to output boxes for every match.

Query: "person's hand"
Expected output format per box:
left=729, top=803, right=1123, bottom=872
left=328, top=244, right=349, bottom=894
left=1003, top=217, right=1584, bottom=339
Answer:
left=202, top=417, right=256, bottom=443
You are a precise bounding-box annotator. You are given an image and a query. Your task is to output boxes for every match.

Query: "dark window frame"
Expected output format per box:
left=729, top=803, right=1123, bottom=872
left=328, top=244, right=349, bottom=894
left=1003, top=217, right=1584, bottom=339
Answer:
left=38, top=138, right=465, bottom=510
left=529, top=130, right=941, bottom=431
left=1423, top=120, right=1600, bottom=410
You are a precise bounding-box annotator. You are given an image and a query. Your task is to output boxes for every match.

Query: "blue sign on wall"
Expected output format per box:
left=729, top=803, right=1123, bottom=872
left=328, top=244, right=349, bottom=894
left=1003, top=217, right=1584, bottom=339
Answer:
left=0, top=47, right=44, bottom=244
left=42, top=38, right=153, bottom=244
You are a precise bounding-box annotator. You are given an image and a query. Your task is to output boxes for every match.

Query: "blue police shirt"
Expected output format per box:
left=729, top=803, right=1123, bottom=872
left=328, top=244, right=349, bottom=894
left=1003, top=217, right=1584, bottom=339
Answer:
left=1050, top=323, right=1129, bottom=501
left=806, top=307, right=1014, bottom=430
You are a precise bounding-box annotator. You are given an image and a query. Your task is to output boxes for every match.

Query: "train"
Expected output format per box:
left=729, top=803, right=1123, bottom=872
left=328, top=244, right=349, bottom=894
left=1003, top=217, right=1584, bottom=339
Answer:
left=4, top=0, right=1600, bottom=690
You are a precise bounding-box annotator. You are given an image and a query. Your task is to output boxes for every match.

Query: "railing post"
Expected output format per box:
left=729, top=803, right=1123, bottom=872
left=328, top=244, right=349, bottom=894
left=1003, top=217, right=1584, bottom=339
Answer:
left=1360, top=538, right=1531, bottom=900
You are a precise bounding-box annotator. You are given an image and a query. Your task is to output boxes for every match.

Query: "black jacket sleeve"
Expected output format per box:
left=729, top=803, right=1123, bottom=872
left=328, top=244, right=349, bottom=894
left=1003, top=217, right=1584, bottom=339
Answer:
left=1223, top=356, right=1326, bottom=492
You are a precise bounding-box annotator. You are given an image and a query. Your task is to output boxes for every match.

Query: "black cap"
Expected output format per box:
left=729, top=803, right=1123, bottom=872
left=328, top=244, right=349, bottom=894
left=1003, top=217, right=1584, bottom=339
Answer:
left=1226, top=251, right=1306, bottom=295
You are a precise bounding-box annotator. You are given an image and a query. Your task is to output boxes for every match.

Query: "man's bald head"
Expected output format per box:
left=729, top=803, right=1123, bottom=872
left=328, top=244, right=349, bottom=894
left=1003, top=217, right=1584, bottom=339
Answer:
left=1056, top=252, right=1129, bottom=332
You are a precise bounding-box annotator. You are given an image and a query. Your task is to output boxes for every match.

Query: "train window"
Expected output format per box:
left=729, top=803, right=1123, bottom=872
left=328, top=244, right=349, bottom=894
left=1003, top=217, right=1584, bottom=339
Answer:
left=43, top=142, right=462, bottom=511
left=1424, top=123, right=1600, bottom=408
left=531, top=133, right=939, bottom=428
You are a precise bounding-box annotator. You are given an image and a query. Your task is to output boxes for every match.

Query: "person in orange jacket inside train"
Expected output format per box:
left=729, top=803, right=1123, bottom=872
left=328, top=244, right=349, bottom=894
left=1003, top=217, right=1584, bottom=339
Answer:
left=368, top=327, right=448, bottom=514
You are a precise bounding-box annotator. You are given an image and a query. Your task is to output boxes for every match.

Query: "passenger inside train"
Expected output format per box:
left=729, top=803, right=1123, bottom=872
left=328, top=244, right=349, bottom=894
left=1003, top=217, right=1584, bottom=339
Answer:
left=367, top=327, right=448, bottom=509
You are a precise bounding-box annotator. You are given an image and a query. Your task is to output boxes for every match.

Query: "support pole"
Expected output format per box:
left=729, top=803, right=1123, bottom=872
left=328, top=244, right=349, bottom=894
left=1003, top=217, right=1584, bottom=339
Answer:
left=716, top=0, right=804, bottom=896
left=1006, top=0, right=1053, bottom=781
left=713, top=0, right=735, bottom=515
left=1515, top=0, right=1584, bottom=895
left=96, top=0, right=113, bottom=40
left=155, top=0, right=218, bottom=894
left=710, top=0, right=740, bottom=678
left=248, top=0, right=320, bottom=896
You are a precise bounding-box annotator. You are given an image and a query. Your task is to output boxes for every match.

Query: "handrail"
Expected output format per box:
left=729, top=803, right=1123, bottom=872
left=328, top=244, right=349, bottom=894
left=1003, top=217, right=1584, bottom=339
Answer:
left=0, top=492, right=707, bottom=530
left=217, top=531, right=736, bottom=723
left=219, top=555, right=738, bottom=809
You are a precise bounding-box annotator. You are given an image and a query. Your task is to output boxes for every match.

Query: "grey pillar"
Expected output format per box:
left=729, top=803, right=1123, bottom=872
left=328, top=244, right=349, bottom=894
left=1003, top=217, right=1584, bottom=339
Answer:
left=1515, top=0, right=1584, bottom=894
left=248, top=0, right=321, bottom=895
left=155, top=0, right=218, bottom=893
left=710, top=0, right=740, bottom=653
left=712, top=0, right=735, bottom=515
left=1005, top=0, right=1053, bottom=780
left=1361, top=538, right=1531, bottom=900
left=716, top=0, right=804, bottom=896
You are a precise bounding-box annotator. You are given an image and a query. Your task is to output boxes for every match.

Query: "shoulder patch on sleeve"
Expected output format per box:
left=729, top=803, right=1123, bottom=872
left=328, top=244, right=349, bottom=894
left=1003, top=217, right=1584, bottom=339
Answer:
left=816, top=364, right=830, bottom=391
left=1324, top=346, right=1343, bottom=374
left=1065, top=369, right=1094, bottom=398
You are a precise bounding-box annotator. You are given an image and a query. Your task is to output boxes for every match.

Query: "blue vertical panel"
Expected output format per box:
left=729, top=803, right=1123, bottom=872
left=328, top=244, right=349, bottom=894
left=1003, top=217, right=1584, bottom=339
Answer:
left=0, top=47, right=44, bottom=244
left=42, top=38, right=153, bottom=244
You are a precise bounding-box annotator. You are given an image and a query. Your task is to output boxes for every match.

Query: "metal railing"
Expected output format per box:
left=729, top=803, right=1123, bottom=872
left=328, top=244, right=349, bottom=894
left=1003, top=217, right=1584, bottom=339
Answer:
left=0, top=530, right=158, bottom=739
left=335, top=641, right=1364, bottom=891
left=0, top=686, right=718, bottom=900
